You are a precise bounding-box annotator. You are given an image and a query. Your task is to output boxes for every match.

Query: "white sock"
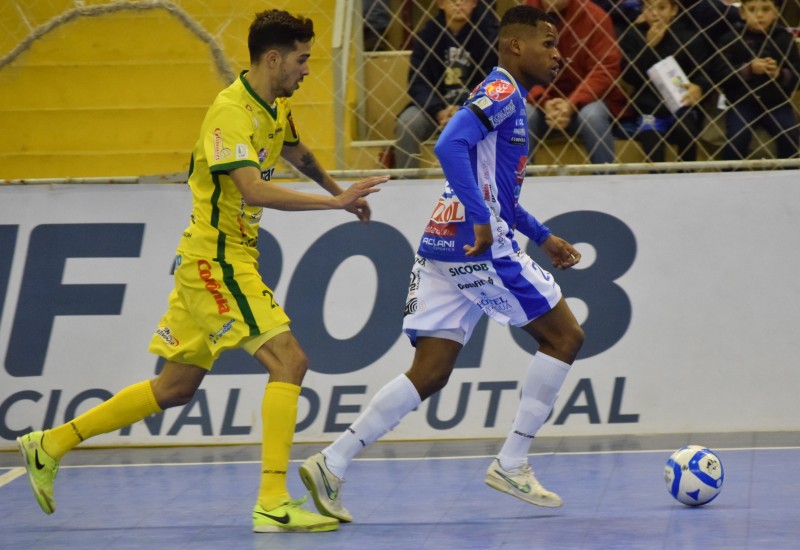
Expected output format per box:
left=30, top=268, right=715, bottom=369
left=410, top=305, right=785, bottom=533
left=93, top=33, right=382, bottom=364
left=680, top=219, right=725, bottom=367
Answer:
left=497, top=353, right=571, bottom=471
left=323, top=374, right=421, bottom=478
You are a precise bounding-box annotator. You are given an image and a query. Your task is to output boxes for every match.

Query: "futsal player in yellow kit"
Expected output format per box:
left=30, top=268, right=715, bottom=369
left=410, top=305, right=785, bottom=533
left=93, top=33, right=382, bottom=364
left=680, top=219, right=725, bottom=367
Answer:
left=16, top=9, right=387, bottom=533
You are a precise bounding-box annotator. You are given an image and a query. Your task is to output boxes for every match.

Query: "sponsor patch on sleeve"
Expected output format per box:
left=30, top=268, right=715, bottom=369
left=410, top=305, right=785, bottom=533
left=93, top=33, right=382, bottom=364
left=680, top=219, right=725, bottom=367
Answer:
left=484, top=79, right=515, bottom=101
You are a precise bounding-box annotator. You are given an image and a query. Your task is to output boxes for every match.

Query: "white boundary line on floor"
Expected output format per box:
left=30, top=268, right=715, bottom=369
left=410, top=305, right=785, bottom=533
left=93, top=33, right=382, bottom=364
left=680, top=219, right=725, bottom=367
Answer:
left=0, top=467, right=25, bottom=488
left=1, top=445, right=797, bottom=471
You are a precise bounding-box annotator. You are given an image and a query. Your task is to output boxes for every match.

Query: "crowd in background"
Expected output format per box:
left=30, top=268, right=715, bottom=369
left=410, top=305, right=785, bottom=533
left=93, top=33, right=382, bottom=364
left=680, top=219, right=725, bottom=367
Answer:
left=371, top=0, right=800, bottom=169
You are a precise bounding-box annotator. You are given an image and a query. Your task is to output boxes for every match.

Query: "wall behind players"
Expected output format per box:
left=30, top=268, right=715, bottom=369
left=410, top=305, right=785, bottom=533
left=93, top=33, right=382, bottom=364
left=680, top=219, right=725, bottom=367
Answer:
left=1, top=172, right=798, bottom=449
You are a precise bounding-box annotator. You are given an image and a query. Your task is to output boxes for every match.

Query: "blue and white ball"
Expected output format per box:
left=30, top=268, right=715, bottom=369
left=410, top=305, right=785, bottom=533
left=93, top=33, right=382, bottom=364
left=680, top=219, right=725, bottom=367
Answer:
left=664, top=445, right=724, bottom=506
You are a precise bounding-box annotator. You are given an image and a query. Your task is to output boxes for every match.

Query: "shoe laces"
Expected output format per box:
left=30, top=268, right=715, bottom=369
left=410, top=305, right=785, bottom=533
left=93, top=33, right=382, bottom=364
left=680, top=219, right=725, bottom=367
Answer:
left=514, top=463, right=546, bottom=490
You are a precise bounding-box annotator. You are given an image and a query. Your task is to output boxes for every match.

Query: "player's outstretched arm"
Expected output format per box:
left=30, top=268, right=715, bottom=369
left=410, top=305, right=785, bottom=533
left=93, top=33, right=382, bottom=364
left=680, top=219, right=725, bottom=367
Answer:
left=281, top=142, right=344, bottom=196
left=230, top=165, right=385, bottom=214
left=540, top=234, right=580, bottom=270
left=280, top=142, right=388, bottom=222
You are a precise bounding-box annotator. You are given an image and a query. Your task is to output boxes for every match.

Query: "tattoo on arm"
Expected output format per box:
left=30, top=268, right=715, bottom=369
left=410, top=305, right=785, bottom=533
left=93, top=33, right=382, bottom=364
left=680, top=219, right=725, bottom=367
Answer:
left=298, top=151, right=325, bottom=184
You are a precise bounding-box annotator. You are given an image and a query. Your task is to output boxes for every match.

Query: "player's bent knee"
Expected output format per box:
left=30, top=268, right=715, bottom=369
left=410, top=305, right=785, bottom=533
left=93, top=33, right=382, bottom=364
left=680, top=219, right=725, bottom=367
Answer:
left=407, top=367, right=451, bottom=401
left=290, top=353, right=309, bottom=377
left=153, top=383, right=198, bottom=409
left=560, top=324, right=585, bottom=362
left=570, top=324, right=585, bottom=351
left=151, top=362, right=205, bottom=409
left=265, top=350, right=309, bottom=384
left=428, top=370, right=451, bottom=395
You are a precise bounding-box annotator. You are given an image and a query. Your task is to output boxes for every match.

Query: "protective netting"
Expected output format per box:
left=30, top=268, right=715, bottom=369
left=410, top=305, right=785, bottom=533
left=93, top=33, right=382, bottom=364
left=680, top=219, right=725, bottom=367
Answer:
left=1, top=0, right=799, bottom=181
left=354, top=0, right=800, bottom=174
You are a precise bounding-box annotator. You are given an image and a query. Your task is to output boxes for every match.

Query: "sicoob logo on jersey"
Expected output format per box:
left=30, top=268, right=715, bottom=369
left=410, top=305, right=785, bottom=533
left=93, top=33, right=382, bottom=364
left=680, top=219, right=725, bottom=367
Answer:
left=484, top=80, right=514, bottom=101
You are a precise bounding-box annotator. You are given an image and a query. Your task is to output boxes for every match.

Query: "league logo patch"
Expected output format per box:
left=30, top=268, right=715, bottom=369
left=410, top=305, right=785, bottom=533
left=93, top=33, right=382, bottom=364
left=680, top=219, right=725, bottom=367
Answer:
left=473, top=96, right=493, bottom=110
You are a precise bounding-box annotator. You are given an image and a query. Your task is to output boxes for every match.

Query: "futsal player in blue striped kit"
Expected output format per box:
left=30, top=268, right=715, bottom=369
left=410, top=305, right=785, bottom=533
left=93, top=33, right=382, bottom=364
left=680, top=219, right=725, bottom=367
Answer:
left=301, top=5, right=585, bottom=522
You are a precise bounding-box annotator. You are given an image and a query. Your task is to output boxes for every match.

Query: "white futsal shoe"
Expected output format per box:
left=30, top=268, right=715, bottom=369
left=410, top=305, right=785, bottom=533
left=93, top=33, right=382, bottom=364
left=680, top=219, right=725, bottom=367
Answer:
left=299, top=452, right=353, bottom=522
left=484, top=458, right=563, bottom=508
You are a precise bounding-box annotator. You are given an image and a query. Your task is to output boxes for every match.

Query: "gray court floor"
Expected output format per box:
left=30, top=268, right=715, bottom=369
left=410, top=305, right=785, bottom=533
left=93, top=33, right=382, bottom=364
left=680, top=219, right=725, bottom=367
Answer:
left=1, top=432, right=799, bottom=549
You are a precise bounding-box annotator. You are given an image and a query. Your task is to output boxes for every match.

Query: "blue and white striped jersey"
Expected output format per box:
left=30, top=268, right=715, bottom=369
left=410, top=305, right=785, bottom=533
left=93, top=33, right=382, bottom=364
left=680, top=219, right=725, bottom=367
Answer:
left=416, top=66, right=551, bottom=262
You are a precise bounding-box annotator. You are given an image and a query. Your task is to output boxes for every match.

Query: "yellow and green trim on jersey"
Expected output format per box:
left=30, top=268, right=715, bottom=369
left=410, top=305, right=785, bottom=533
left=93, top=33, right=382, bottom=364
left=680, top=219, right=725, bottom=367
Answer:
left=179, top=71, right=300, bottom=264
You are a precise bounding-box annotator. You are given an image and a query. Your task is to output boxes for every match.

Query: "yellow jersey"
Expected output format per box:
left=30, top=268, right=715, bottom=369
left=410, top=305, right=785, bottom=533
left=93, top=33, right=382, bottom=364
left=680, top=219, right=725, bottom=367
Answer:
left=179, top=71, right=300, bottom=263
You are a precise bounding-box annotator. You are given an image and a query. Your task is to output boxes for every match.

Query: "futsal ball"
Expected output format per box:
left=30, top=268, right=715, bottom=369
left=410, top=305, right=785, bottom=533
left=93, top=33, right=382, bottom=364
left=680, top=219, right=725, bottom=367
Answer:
left=664, top=445, right=724, bottom=506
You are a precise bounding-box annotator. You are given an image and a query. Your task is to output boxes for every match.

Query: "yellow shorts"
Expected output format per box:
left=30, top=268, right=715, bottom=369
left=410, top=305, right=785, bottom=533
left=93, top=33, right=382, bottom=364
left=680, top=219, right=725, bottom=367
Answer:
left=148, top=254, right=291, bottom=370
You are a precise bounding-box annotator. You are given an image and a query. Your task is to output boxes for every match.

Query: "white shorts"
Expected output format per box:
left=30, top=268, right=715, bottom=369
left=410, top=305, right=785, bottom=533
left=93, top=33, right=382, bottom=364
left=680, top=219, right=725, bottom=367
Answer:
left=402, top=251, right=562, bottom=346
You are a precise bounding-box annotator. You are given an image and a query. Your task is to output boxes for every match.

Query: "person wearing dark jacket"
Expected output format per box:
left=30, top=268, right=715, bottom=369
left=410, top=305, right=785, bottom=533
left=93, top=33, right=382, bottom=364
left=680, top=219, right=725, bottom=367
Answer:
left=711, top=0, right=800, bottom=160
left=619, top=0, right=712, bottom=162
left=393, top=0, right=498, bottom=170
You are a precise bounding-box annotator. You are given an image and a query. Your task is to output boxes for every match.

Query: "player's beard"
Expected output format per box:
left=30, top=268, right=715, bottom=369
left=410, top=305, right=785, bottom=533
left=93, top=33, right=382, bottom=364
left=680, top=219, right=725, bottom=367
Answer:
left=277, top=73, right=301, bottom=99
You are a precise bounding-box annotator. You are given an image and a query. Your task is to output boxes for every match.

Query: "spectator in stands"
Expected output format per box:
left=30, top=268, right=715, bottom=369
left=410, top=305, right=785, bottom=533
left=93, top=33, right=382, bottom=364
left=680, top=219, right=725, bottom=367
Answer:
left=364, top=0, right=392, bottom=51
left=676, top=0, right=743, bottom=41
left=619, top=0, right=712, bottom=162
left=594, top=0, right=644, bottom=40
left=710, top=0, right=800, bottom=160
left=524, top=0, right=628, bottom=167
left=596, top=1, right=742, bottom=58
left=391, top=0, right=498, bottom=170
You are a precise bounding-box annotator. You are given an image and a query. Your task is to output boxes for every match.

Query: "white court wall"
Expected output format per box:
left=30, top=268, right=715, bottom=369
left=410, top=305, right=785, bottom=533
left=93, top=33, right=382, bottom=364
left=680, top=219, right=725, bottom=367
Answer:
left=0, top=171, right=798, bottom=449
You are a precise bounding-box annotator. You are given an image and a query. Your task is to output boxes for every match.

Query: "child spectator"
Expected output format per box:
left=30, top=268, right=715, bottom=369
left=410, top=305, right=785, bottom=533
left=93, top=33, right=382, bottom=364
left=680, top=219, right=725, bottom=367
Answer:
left=676, top=0, right=743, bottom=43
left=711, top=0, right=800, bottom=160
left=619, top=0, right=712, bottom=162
left=392, top=0, right=498, bottom=170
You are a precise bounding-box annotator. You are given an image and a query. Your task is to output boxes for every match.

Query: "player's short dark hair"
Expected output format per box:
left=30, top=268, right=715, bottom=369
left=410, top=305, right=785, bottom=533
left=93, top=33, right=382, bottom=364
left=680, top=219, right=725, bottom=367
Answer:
left=499, top=5, right=554, bottom=32
left=248, top=10, right=315, bottom=63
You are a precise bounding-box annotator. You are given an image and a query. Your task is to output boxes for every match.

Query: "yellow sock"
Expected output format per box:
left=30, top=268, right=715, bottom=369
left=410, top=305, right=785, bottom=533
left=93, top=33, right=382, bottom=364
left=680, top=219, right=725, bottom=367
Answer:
left=45, top=380, right=162, bottom=460
left=257, top=381, right=300, bottom=510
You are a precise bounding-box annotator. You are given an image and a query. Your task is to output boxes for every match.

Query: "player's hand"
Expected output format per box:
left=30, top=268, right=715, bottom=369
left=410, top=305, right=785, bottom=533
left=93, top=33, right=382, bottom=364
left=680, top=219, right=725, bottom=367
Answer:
left=541, top=234, right=580, bottom=270
left=336, top=175, right=388, bottom=223
left=463, top=223, right=493, bottom=257
left=346, top=198, right=372, bottom=223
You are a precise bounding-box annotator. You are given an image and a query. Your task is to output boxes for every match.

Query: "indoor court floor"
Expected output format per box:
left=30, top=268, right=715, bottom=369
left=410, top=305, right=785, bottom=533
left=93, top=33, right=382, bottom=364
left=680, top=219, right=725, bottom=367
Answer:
left=1, top=432, right=798, bottom=549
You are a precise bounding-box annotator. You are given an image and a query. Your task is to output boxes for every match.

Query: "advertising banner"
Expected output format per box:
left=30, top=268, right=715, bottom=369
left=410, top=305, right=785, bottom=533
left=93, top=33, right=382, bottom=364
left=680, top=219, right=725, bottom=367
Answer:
left=1, top=171, right=798, bottom=449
